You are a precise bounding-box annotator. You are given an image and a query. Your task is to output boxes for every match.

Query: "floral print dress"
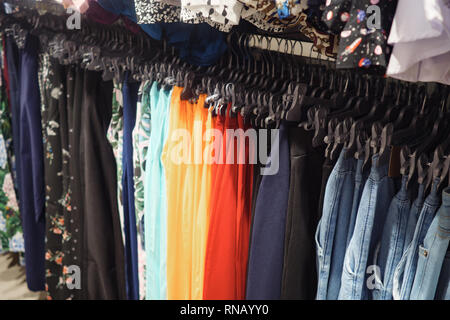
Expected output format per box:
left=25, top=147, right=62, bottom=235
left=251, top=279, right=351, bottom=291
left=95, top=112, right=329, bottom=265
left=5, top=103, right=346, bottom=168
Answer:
left=0, top=37, right=24, bottom=254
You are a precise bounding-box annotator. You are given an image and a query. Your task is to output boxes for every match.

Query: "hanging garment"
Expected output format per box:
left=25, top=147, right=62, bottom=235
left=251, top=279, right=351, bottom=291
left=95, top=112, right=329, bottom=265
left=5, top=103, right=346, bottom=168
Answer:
left=386, top=0, right=450, bottom=85
left=202, top=108, right=227, bottom=300
left=338, top=155, right=395, bottom=300
left=65, top=64, right=86, bottom=299
left=40, top=56, right=82, bottom=300
left=246, top=160, right=264, bottom=286
left=345, top=159, right=369, bottom=248
left=190, top=94, right=213, bottom=300
left=121, top=74, right=140, bottom=300
left=4, top=38, right=21, bottom=197
left=234, top=112, right=253, bottom=300
left=107, top=81, right=125, bottom=244
left=246, top=123, right=290, bottom=300
left=317, top=157, right=338, bottom=231
left=393, top=178, right=441, bottom=300
left=321, top=0, right=352, bottom=34
left=133, top=0, right=182, bottom=23
left=164, top=86, right=189, bottom=299
left=15, top=34, right=46, bottom=292
left=409, top=186, right=449, bottom=300
left=0, top=36, right=23, bottom=255
left=315, top=148, right=356, bottom=300
left=144, top=84, right=172, bottom=300
left=179, top=98, right=196, bottom=298
left=79, top=69, right=126, bottom=299
left=323, top=0, right=398, bottom=69
left=403, top=183, right=425, bottom=254
left=132, top=81, right=152, bottom=300
left=371, top=175, right=411, bottom=300
left=281, top=127, right=325, bottom=300
left=203, top=107, right=252, bottom=300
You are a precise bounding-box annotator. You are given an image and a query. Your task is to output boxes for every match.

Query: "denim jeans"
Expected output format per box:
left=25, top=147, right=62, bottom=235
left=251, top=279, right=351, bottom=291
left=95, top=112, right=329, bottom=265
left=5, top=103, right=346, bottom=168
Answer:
left=346, top=159, right=368, bottom=249
left=404, top=184, right=425, bottom=254
left=315, top=149, right=356, bottom=300
left=410, top=187, right=450, bottom=300
left=372, top=175, right=411, bottom=300
left=435, top=251, right=450, bottom=300
left=393, top=179, right=441, bottom=300
left=338, top=155, right=395, bottom=300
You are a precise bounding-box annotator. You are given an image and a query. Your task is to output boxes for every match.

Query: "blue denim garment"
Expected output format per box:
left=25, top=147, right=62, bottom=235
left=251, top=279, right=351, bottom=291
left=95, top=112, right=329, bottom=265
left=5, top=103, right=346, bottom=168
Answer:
left=346, top=159, right=368, bottom=248
left=122, top=74, right=140, bottom=300
left=393, top=178, right=441, bottom=300
left=316, top=149, right=356, bottom=300
left=404, top=184, right=425, bottom=253
left=435, top=251, right=450, bottom=300
left=372, top=175, right=411, bottom=300
left=338, top=155, right=394, bottom=300
left=410, top=187, right=450, bottom=300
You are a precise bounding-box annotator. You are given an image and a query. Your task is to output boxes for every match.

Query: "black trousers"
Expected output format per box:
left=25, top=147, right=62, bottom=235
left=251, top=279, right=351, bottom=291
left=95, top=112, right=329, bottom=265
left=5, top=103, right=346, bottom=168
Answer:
left=79, top=69, right=126, bottom=300
left=281, top=127, right=325, bottom=300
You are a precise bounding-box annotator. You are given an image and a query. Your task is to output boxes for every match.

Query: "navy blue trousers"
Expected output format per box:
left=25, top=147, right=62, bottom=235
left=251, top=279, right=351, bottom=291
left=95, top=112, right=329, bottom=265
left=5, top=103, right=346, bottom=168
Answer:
left=8, top=35, right=46, bottom=291
left=122, top=75, right=140, bottom=300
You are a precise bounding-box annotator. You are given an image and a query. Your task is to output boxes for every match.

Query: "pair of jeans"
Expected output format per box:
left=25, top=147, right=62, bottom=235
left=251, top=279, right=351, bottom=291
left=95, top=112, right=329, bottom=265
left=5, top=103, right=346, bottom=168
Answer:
left=121, top=74, right=140, bottom=300
left=338, top=155, right=395, bottom=300
left=315, top=148, right=356, bottom=300
left=435, top=251, right=450, bottom=300
left=281, top=127, right=324, bottom=300
left=317, top=157, right=337, bottom=224
left=372, top=175, right=411, bottom=300
left=393, top=178, right=441, bottom=300
left=346, top=159, right=369, bottom=248
left=410, top=186, right=450, bottom=300
left=403, top=184, right=425, bottom=254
